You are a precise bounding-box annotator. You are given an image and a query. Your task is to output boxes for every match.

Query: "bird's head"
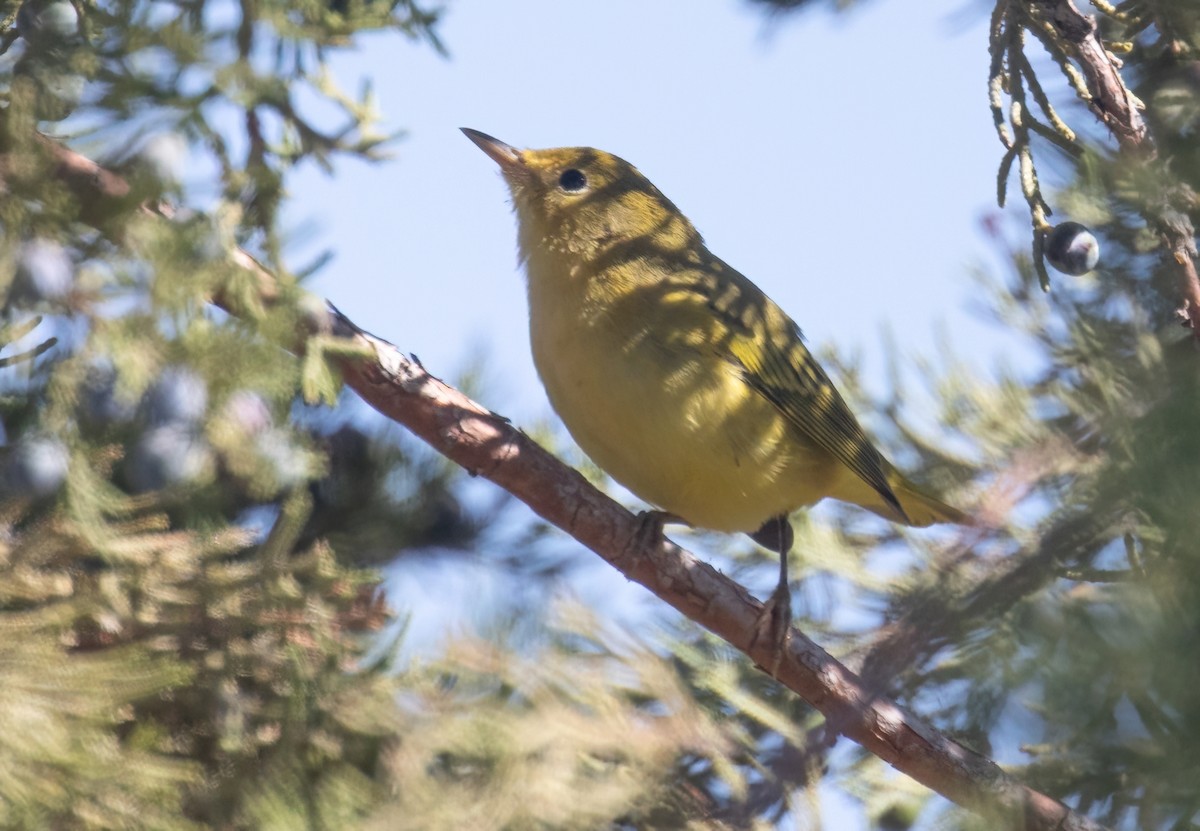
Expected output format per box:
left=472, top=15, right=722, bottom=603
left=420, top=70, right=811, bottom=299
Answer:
left=462, top=129, right=700, bottom=265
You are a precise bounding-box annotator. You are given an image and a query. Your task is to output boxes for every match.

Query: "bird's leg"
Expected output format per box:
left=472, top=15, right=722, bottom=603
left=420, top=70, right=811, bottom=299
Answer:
left=618, top=510, right=689, bottom=575
left=749, top=514, right=794, bottom=678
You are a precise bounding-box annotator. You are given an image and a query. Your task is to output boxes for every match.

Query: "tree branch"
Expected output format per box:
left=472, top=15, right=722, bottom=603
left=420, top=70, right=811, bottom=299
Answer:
left=858, top=509, right=1106, bottom=692
left=1026, top=0, right=1200, bottom=334
left=1030, top=0, right=1148, bottom=150
left=0, top=134, right=1112, bottom=831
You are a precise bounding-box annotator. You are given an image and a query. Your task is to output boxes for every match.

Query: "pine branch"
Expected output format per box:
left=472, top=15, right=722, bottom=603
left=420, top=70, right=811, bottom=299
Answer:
left=857, top=509, right=1107, bottom=692
left=0, top=134, right=1114, bottom=831
left=1028, top=0, right=1148, bottom=149
left=1016, top=0, right=1200, bottom=334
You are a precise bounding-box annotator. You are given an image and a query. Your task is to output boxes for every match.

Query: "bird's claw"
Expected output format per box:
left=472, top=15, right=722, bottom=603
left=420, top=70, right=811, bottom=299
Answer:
left=751, top=580, right=792, bottom=679
left=618, top=510, right=682, bottom=575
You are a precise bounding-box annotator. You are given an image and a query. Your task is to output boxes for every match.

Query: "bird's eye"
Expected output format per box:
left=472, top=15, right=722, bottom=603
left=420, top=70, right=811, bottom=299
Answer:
left=559, top=169, right=587, bottom=192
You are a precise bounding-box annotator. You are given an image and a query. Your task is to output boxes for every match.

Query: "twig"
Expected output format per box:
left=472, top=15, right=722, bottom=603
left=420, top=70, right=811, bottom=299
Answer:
left=1056, top=566, right=1136, bottom=582
left=1028, top=0, right=1148, bottom=149
left=0, top=337, right=57, bottom=368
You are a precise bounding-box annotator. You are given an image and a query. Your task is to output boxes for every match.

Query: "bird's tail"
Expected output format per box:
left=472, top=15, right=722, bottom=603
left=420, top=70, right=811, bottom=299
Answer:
left=845, top=461, right=967, bottom=527
left=887, top=470, right=967, bottom=527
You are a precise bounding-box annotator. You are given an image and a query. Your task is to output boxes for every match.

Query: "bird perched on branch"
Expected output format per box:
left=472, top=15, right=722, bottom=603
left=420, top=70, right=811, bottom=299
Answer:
left=463, top=128, right=964, bottom=657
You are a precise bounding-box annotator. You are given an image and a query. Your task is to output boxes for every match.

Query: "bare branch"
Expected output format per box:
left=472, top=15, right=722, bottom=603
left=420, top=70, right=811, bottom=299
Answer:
left=1027, top=0, right=1148, bottom=150
left=0, top=336, right=57, bottom=368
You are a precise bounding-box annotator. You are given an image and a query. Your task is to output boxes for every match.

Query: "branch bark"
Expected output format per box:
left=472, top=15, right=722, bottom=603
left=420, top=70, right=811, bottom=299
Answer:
left=0, top=134, right=1112, bottom=831
left=1030, top=0, right=1148, bottom=150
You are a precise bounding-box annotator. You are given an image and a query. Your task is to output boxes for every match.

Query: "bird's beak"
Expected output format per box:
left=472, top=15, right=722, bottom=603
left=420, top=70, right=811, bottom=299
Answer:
left=461, top=128, right=523, bottom=173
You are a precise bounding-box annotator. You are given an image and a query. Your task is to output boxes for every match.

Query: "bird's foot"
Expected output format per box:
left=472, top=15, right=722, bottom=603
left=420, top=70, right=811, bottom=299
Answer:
left=748, top=515, right=794, bottom=678
left=618, top=510, right=685, bottom=575
left=751, top=579, right=792, bottom=679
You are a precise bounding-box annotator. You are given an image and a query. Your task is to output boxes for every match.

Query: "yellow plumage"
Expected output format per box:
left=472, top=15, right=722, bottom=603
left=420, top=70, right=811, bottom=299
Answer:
left=463, top=131, right=963, bottom=540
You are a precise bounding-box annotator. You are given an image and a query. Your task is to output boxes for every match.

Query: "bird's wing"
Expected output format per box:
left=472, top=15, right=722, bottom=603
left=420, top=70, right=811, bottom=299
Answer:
left=687, top=263, right=904, bottom=516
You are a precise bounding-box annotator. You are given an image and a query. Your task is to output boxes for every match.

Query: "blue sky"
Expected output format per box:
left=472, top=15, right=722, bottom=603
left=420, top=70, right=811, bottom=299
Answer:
left=289, top=2, right=1027, bottom=827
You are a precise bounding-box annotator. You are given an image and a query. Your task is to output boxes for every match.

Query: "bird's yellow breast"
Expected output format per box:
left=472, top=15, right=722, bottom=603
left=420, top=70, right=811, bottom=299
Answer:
left=524, top=246, right=841, bottom=533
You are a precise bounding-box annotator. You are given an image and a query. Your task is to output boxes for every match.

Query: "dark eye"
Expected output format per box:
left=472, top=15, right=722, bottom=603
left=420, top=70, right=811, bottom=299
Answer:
left=559, top=169, right=587, bottom=192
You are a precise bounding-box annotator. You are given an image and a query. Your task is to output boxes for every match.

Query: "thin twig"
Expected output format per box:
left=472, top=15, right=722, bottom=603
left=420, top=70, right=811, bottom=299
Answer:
left=0, top=336, right=57, bottom=368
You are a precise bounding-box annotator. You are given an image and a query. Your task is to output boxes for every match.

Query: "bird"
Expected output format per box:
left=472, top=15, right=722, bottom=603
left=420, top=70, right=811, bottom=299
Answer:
left=462, top=128, right=964, bottom=658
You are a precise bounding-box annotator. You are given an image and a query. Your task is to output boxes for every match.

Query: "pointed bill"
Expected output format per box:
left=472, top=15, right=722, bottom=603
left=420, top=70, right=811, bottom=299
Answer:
left=460, top=128, right=523, bottom=172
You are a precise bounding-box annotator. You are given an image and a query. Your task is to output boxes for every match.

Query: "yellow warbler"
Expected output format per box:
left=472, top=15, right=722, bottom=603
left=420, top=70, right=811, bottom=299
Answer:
left=463, top=129, right=964, bottom=641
